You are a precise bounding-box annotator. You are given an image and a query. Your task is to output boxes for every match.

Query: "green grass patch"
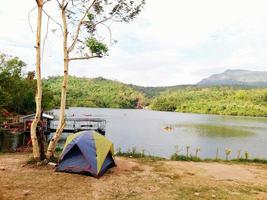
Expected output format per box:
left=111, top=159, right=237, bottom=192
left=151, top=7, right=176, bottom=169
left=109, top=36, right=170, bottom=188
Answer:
left=231, top=158, right=267, bottom=164
left=115, top=147, right=165, bottom=161
left=170, top=152, right=267, bottom=164
left=170, top=153, right=201, bottom=161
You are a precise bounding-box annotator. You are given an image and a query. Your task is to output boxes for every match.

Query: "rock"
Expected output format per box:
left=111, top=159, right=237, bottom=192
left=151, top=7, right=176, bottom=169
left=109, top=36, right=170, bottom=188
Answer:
left=212, top=194, right=216, bottom=198
left=48, top=162, right=56, bottom=166
left=0, top=167, right=5, bottom=171
left=194, top=192, right=200, bottom=197
left=23, top=190, right=31, bottom=196
left=187, top=171, right=195, bottom=176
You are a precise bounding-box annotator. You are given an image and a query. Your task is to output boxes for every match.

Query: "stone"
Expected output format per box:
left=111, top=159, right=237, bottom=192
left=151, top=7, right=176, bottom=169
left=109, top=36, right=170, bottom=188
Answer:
left=48, top=162, right=56, bottom=166
left=23, top=190, right=31, bottom=196
left=194, top=192, right=200, bottom=197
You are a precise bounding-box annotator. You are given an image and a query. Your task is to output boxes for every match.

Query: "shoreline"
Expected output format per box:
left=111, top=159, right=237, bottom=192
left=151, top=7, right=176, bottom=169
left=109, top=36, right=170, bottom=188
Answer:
left=52, top=106, right=267, bottom=119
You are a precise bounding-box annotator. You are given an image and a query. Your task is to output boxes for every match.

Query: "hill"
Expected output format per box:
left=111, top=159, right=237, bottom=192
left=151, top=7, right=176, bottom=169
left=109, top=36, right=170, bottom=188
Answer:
left=43, top=76, right=145, bottom=109
left=150, top=87, right=267, bottom=117
left=128, top=84, right=193, bottom=98
left=197, top=69, right=267, bottom=86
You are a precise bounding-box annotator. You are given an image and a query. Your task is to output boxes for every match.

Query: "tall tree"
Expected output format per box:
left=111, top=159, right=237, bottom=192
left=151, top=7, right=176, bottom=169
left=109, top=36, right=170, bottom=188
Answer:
left=46, top=0, right=145, bottom=158
left=0, top=54, right=29, bottom=112
left=30, top=0, right=44, bottom=160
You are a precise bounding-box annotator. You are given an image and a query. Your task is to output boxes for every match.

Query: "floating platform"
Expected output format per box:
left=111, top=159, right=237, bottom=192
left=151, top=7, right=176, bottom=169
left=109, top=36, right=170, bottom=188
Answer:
left=49, top=117, right=106, bottom=133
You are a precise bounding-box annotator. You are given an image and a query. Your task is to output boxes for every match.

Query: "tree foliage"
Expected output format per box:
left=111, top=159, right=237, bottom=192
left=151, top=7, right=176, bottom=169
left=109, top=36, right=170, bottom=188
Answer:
left=0, top=53, right=53, bottom=115
left=0, top=54, right=34, bottom=114
left=63, top=0, right=145, bottom=58
left=85, top=37, right=108, bottom=56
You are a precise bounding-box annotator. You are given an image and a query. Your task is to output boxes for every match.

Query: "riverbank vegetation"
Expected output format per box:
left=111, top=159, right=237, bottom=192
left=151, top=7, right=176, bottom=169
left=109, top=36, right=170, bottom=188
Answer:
left=116, top=146, right=267, bottom=164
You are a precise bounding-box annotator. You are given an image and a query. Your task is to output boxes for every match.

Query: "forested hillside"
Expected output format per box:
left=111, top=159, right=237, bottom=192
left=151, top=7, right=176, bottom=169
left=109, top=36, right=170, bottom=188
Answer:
left=150, top=87, right=267, bottom=117
left=43, top=76, right=145, bottom=109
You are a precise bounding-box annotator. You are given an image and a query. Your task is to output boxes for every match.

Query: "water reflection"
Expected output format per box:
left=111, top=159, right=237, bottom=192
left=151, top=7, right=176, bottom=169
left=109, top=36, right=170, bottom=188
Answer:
left=176, top=124, right=255, bottom=138
left=0, top=130, right=25, bottom=152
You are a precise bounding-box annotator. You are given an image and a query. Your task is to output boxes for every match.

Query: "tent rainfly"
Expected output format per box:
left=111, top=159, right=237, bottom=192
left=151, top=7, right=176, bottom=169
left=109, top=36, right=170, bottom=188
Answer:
left=56, top=130, right=115, bottom=177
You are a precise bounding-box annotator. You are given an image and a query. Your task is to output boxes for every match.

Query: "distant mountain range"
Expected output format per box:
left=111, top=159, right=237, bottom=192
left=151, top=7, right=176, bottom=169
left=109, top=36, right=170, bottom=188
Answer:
left=197, top=69, right=267, bottom=87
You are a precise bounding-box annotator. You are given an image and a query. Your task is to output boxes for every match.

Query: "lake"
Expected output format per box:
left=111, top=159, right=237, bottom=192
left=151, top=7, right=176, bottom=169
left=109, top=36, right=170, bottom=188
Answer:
left=51, top=107, right=267, bottom=159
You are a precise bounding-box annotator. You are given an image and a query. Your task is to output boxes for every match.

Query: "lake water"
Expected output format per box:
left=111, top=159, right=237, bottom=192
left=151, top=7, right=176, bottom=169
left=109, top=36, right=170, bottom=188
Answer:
left=51, top=107, right=267, bottom=159
left=0, top=130, right=25, bottom=152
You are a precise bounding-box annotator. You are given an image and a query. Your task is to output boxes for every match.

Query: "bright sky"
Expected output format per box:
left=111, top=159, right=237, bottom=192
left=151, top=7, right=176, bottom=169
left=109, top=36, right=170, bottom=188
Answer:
left=1, top=0, right=267, bottom=86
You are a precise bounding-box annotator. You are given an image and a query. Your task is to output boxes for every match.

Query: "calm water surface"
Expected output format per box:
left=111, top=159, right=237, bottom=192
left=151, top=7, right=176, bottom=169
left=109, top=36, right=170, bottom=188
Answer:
left=52, top=107, right=267, bottom=159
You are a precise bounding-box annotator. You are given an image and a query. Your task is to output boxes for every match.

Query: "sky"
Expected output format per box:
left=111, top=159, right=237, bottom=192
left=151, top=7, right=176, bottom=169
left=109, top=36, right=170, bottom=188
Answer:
left=0, top=0, right=267, bottom=86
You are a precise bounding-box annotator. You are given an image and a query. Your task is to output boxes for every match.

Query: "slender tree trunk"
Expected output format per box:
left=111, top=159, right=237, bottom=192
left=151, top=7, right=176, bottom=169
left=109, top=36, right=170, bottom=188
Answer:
left=37, top=110, right=46, bottom=160
left=30, top=0, right=43, bottom=160
left=46, top=2, right=69, bottom=159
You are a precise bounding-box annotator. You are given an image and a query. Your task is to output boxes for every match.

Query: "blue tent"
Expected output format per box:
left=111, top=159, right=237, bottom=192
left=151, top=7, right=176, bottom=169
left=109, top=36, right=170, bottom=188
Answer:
left=56, top=131, right=115, bottom=177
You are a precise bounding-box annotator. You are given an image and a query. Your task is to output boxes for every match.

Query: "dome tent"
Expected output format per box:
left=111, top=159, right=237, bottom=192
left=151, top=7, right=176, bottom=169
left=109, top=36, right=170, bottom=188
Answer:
left=56, top=130, right=115, bottom=177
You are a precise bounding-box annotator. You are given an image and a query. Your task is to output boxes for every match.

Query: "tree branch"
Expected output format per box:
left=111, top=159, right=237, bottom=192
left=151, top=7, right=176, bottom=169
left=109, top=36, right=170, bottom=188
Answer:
left=67, top=0, right=97, bottom=53
left=98, top=22, right=113, bottom=45
left=42, top=8, right=63, bottom=34
left=42, top=16, right=50, bottom=62
left=68, top=55, right=101, bottom=61
left=28, top=6, right=37, bottom=33
left=93, top=4, right=121, bottom=27
left=43, top=0, right=51, bottom=5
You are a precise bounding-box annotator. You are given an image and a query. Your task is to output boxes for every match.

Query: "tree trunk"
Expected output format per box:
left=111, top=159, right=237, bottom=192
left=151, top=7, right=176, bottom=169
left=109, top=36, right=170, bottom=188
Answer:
left=46, top=3, right=69, bottom=159
left=30, top=0, right=43, bottom=160
left=37, top=110, right=46, bottom=160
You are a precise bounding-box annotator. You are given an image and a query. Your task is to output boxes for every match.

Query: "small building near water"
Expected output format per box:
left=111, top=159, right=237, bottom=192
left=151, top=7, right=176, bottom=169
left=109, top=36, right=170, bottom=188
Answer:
left=20, top=113, right=54, bottom=133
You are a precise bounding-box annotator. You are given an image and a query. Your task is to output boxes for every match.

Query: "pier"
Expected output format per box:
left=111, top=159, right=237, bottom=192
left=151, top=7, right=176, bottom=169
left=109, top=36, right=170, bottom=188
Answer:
left=20, top=113, right=106, bottom=134
left=49, top=117, right=106, bottom=133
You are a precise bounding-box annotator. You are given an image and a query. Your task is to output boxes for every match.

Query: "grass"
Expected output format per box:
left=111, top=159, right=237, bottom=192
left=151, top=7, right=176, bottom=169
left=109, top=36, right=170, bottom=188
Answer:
left=170, top=152, right=267, bottom=164
left=116, top=148, right=267, bottom=165
left=170, top=153, right=202, bottom=161
left=115, top=147, right=165, bottom=161
left=231, top=158, right=267, bottom=164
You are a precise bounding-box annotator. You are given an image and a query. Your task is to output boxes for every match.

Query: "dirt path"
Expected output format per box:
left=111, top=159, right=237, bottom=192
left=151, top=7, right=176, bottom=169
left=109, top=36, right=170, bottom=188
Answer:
left=0, top=153, right=267, bottom=200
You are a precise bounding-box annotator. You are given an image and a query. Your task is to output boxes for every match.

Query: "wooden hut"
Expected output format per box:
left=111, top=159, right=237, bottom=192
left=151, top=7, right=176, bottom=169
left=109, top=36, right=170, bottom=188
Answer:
left=20, top=113, right=54, bottom=133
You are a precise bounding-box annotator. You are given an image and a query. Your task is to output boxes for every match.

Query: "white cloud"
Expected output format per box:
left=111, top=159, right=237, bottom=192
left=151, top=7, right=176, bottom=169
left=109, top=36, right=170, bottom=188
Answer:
left=1, top=0, right=267, bottom=86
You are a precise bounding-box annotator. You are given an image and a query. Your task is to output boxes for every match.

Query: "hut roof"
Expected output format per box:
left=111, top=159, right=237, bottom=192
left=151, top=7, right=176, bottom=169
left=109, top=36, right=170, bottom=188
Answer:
left=20, top=113, right=54, bottom=120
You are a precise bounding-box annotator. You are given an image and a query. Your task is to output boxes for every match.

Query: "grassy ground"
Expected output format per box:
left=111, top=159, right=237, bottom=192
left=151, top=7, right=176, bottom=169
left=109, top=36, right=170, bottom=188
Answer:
left=0, top=153, right=267, bottom=200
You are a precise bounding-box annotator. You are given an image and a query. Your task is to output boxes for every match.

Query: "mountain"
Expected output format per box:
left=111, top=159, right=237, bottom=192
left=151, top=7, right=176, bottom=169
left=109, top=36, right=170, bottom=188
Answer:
left=197, top=69, right=267, bottom=86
